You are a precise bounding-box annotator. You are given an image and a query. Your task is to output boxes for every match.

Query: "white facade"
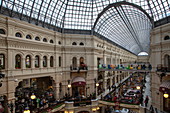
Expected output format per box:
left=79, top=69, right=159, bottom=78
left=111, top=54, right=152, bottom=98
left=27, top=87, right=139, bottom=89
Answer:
left=0, top=15, right=137, bottom=105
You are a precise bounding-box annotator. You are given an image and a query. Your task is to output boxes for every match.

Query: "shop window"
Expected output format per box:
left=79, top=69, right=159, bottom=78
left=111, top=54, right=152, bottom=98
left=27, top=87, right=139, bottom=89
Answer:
left=72, top=57, right=77, bottom=70
left=72, top=42, right=77, bottom=45
left=50, top=56, right=54, bottom=67
left=164, top=36, right=170, bottom=40
left=43, top=38, right=47, bottom=42
left=35, top=36, right=40, bottom=41
left=0, top=54, right=5, bottom=69
left=15, top=32, right=22, bottom=38
left=43, top=56, right=47, bottom=67
left=79, top=42, right=84, bottom=46
left=25, top=55, right=31, bottom=68
left=59, top=56, right=61, bottom=67
left=164, top=97, right=170, bottom=112
left=35, top=55, right=39, bottom=68
left=15, top=54, right=21, bottom=69
left=0, top=29, right=5, bottom=34
left=50, top=39, right=54, bottom=43
left=26, top=35, right=32, bottom=39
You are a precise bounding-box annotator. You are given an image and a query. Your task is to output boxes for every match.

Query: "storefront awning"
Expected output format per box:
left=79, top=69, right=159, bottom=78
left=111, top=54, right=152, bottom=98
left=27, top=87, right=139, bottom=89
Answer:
left=71, top=77, right=86, bottom=86
left=159, top=80, right=170, bottom=93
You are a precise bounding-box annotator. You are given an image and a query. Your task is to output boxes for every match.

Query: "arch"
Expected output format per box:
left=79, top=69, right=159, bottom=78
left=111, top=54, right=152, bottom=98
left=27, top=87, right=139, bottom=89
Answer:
left=58, top=41, right=61, bottom=45
left=72, top=57, right=77, bottom=70
left=43, top=38, right=47, bottom=42
left=80, top=57, right=84, bottom=64
left=15, top=54, right=21, bottom=69
left=138, top=52, right=148, bottom=56
left=35, top=55, right=40, bottom=68
left=35, top=36, right=40, bottom=41
left=25, top=55, right=31, bottom=68
left=50, top=39, right=54, bottom=43
left=50, top=56, right=54, bottom=67
left=72, top=42, right=77, bottom=45
left=15, top=32, right=22, bottom=38
left=59, top=56, right=61, bottom=67
left=0, top=29, right=6, bottom=34
left=93, top=1, right=153, bottom=29
left=26, top=34, right=32, bottom=39
left=43, top=56, right=47, bottom=67
left=0, top=54, right=5, bottom=69
left=79, top=42, right=84, bottom=46
left=72, top=76, right=86, bottom=97
left=164, top=35, right=170, bottom=40
left=72, top=76, right=86, bottom=85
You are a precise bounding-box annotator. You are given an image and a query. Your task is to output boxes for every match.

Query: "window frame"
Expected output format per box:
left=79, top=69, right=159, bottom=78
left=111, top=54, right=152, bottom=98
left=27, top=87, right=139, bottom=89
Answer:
left=0, top=54, right=5, bottom=69
left=25, top=55, right=31, bottom=68
left=15, top=54, right=21, bottom=69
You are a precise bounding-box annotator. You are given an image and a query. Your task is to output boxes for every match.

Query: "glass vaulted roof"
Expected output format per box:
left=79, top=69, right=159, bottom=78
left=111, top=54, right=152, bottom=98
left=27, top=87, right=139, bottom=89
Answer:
left=0, top=0, right=170, bottom=55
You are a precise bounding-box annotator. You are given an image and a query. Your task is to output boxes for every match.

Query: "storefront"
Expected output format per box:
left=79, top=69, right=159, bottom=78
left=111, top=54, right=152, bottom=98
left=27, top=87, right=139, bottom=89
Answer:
left=159, top=80, right=170, bottom=112
left=71, top=77, right=86, bottom=97
left=15, top=77, right=55, bottom=112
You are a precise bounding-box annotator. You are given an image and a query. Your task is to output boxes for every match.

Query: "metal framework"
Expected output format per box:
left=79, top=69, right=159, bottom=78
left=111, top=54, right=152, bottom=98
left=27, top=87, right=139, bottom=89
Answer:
left=0, top=0, right=169, bottom=54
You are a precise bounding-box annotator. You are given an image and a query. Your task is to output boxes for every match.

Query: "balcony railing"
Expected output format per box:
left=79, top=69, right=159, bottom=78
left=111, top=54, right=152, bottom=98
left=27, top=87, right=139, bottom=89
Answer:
left=73, top=98, right=91, bottom=107
left=156, top=65, right=170, bottom=72
left=70, top=64, right=88, bottom=72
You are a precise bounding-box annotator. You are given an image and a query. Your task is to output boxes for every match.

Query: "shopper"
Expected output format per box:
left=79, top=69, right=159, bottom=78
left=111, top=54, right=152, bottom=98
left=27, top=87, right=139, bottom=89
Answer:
left=144, top=95, right=149, bottom=107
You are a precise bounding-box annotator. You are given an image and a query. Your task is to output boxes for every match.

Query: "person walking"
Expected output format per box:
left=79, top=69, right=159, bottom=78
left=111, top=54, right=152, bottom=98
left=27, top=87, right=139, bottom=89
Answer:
left=144, top=95, right=149, bottom=107
left=139, top=95, right=143, bottom=106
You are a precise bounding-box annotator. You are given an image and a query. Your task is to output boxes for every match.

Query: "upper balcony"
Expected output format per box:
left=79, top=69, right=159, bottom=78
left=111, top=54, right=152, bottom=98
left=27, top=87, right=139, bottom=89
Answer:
left=70, top=64, right=88, bottom=73
left=156, top=64, right=170, bottom=73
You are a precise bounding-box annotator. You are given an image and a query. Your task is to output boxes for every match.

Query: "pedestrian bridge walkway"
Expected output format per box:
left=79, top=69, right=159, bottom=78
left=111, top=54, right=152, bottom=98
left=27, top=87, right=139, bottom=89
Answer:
left=98, top=68, right=151, bottom=72
left=98, top=100, right=139, bottom=109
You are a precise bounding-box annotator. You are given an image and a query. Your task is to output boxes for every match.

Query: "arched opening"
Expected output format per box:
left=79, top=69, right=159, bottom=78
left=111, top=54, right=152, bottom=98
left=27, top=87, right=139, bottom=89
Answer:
left=35, top=55, right=39, bottom=68
left=164, top=35, right=170, bottom=40
left=0, top=54, right=5, bottom=69
left=26, top=34, right=32, bottom=39
left=79, top=57, right=87, bottom=71
left=72, top=42, right=77, bottom=45
left=25, top=55, right=31, bottom=68
left=79, top=42, right=84, bottom=46
left=71, top=77, right=86, bottom=97
left=59, top=56, right=61, bottom=67
left=43, top=38, right=47, bottom=42
left=15, top=54, right=21, bottom=69
left=0, top=29, right=5, bottom=34
left=80, top=57, right=84, bottom=64
left=15, top=32, right=22, bottom=38
left=138, top=52, right=148, bottom=56
left=43, top=56, right=47, bottom=67
left=35, top=36, right=40, bottom=41
left=50, top=56, right=54, bottom=67
left=72, top=57, right=77, bottom=70
left=50, top=39, right=54, bottom=43
left=164, top=54, right=170, bottom=71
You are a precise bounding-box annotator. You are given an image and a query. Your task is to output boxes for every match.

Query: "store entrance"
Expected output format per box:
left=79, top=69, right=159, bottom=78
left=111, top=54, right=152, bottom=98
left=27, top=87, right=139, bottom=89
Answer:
left=71, top=77, right=86, bottom=98
left=72, top=85, right=85, bottom=97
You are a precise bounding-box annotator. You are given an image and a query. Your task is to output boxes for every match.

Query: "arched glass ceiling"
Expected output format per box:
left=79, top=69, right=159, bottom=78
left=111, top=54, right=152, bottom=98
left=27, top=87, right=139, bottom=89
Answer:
left=0, top=0, right=169, bottom=54
left=94, top=3, right=152, bottom=54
